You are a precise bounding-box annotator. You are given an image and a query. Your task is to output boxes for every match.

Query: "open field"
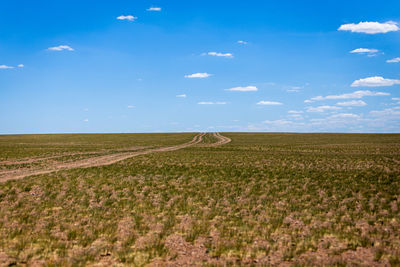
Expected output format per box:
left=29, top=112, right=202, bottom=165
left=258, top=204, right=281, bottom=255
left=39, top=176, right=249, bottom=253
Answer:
left=0, top=132, right=399, bottom=266
left=0, top=133, right=206, bottom=182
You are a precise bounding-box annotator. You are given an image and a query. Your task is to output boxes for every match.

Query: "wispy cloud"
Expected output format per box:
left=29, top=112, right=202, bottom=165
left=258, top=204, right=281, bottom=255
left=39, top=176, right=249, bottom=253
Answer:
left=370, top=107, right=400, bottom=118
left=205, top=52, right=233, bottom=58
left=351, top=76, right=400, bottom=87
left=387, top=57, right=400, bottom=63
left=226, top=86, right=258, bottom=92
left=247, top=107, right=400, bottom=132
left=338, top=21, right=399, bottom=34
left=48, top=45, right=74, bottom=51
left=0, top=64, right=24, bottom=69
left=288, top=110, right=304, bottom=114
left=350, top=48, right=379, bottom=54
left=328, top=113, right=361, bottom=119
left=288, top=113, right=304, bottom=119
left=307, top=113, right=365, bottom=131
left=237, top=40, right=248, bottom=45
left=307, top=90, right=389, bottom=102
left=198, top=101, right=226, bottom=105
left=83, top=119, right=89, bottom=122
left=263, top=119, right=293, bottom=125
left=336, top=100, right=367, bottom=107
left=287, top=86, right=303, bottom=92
left=257, top=101, right=283, bottom=105
left=185, top=73, right=212, bottom=78
left=117, top=15, right=137, bottom=21
left=127, top=105, right=135, bottom=108
left=176, top=94, right=187, bottom=98
left=146, top=7, right=161, bottom=11
left=0, top=65, right=14, bottom=69
left=306, top=105, right=341, bottom=112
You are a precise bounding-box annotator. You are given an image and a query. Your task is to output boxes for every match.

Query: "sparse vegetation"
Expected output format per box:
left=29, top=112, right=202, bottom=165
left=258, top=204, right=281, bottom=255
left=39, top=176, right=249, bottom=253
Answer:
left=0, top=132, right=399, bottom=266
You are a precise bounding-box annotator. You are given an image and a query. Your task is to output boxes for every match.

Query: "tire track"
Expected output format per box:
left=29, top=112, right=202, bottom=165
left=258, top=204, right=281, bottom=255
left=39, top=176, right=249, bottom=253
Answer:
left=0, top=146, right=152, bottom=166
left=0, top=133, right=206, bottom=182
left=202, top=132, right=231, bottom=147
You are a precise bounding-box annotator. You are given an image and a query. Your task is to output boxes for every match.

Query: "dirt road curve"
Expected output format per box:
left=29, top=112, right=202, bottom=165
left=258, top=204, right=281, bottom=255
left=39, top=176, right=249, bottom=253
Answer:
left=210, top=132, right=231, bottom=146
left=0, top=132, right=230, bottom=182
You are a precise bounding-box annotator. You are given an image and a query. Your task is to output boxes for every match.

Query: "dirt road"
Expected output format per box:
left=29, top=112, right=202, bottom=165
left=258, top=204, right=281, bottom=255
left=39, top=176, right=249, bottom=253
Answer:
left=210, top=132, right=231, bottom=146
left=201, top=132, right=232, bottom=147
left=0, top=132, right=230, bottom=182
left=0, top=146, right=152, bottom=166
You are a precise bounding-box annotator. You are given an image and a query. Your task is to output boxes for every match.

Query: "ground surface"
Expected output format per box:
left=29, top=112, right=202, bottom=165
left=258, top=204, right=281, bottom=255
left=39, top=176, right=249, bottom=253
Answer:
left=0, top=132, right=399, bottom=266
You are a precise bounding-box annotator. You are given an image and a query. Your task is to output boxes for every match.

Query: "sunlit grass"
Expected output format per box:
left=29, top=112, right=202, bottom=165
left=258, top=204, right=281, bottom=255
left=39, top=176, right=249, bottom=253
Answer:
left=0, top=133, right=399, bottom=265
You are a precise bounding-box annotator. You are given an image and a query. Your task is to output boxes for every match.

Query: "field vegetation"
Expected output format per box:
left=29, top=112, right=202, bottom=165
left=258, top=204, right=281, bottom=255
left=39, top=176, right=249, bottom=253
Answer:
left=0, top=132, right=399, bottom=266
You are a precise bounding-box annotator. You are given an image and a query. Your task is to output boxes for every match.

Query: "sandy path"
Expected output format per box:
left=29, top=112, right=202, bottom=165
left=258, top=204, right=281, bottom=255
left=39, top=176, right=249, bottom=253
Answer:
left=0, top=133, right=206, bottom=182
left=0, top=146, right=152, bottom=166
left=204, top=132, right=231, bottom=147
left=0, top=132, right=232, bottom=182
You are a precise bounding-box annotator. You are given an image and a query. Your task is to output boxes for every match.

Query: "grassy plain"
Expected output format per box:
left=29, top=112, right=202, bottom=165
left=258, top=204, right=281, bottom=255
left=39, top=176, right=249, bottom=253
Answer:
left=0, top=132, right=399, bottom=266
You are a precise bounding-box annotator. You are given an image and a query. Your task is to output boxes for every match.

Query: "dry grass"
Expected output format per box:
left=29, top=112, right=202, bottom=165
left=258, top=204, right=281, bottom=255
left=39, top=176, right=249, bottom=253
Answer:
left=0, top=132, right=399, bottom=266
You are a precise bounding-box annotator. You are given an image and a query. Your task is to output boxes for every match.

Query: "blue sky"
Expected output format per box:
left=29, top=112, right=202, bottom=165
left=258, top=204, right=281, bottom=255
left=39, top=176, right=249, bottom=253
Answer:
left=1, top=0, right=400, bottom=133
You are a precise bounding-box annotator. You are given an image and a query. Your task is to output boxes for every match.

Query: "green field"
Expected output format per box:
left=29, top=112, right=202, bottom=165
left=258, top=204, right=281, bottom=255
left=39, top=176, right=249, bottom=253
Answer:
left=0, top=133, right=399, bottom=266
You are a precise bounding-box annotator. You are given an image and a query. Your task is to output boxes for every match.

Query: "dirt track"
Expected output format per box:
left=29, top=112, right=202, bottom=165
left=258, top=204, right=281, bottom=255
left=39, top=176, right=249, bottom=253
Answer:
left=0, top=146, right=152, bottom=166
left=0, top=132, right=230, bottom=182
left=209, top=132, right=231, bottom=146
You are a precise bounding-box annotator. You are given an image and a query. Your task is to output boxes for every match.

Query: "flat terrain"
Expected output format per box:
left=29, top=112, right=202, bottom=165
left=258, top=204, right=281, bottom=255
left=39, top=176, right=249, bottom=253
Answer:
left=0, top=133, right=207, bottom=182
left=0, top=133, right=399, bottom=266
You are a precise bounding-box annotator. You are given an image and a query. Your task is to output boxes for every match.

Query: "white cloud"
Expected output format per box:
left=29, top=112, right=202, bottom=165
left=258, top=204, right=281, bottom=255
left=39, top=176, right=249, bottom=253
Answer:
left=147, top=7, right=161, bottom=11
left=0, top=65, right=14, bottom=69
left=288, top=110, right=304, bottom=114
left=370, top=107, right=400, bottom=118
left=225, top=86, right=258, bottom=92
left=288, top=114, right=304, bottom=120
left=48, top=45, right=74, bottom=51
left=308, top=90, right=390, bottom=102
left=329, top=113, right=361, bottom=119
left=117, top=15, right=137, bottom=21
left=198, top=101, right=226, bottom=105
left=17, top=64, right=24, bottom=68
left=176, top=94, right=187, bottom=98
left=84, top=119, right=89, bottom=122
left=245, top=107, right=400, bottom=132
left=350, top=48, right=379, bottom=54
left=185, top=72, right=212, bottom=78
left=263, top=119, right=293, bottom=125
left=287, top=86, right=303, bottom=92
left=238, top=40, right=248, bottom=45
left=351, top=76, right=400, bottom=87
left=207, top=52, right=233, bottom=58
left=127, top=105, right=135, bottom=108
left=257, top=101, right=283, bottom=105
left=338, top=21, right=399, bottom=34
left=387, top=57, right=400, bottom=63
left=245, top=119, right=308, bottom=132
left=392, top=97, right=400, bottom=101
left=336, top=100, right=367, bottom=107
left=306, top=105, right=341, bottom=112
